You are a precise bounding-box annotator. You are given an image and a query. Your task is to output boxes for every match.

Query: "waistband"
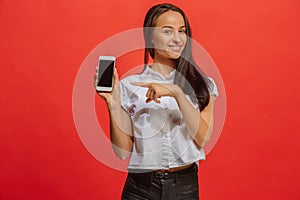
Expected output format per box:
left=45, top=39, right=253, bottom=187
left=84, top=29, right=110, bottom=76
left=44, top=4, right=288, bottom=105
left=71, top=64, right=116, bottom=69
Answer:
left=128, top=163, right=197, bottom=180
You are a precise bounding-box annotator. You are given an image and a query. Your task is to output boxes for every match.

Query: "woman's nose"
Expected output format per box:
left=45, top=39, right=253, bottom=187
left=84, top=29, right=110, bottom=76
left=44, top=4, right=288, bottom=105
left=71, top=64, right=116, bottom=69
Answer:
left=172, top=31, right=181, bottom=43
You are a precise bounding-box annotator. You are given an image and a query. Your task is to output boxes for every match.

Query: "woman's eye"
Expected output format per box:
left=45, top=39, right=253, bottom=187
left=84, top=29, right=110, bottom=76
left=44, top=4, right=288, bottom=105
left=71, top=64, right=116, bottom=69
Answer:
left=162, top=29, right=172, bottom=35
left=179, top=29, right=186, bottom=34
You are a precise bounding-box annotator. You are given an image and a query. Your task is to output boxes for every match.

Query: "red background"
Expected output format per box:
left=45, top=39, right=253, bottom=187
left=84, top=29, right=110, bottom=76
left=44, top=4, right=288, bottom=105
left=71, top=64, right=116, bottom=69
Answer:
left=1, top=0, right=299, bottom=199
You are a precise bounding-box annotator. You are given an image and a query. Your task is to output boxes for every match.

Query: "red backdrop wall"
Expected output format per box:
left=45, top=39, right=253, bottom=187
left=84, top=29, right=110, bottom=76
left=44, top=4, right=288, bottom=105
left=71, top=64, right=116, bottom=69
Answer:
left=1, top=0, right=299, bottom=199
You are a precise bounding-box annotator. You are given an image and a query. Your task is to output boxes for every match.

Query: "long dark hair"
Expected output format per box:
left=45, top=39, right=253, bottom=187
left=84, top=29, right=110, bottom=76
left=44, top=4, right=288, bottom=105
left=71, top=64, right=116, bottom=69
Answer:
left=143, top=3, right=211, bottom=111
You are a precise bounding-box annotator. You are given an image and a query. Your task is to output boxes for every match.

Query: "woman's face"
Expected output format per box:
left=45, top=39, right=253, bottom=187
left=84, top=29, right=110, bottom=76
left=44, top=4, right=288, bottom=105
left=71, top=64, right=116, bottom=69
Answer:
left=152, top=11, right=187, bottom=61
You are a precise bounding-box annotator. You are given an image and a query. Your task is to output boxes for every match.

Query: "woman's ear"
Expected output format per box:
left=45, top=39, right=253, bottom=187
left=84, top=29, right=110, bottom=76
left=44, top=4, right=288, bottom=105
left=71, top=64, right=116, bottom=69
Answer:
left=150, top=40, right=155, bottom=47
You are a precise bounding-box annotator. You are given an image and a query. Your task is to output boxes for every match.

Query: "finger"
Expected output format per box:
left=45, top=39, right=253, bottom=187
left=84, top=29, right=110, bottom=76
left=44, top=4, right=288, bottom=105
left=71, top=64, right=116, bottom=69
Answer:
left=146, top=87, right=152, bottom=99
left=152, top=89, right=161, bottom=103
left=153, top=91, right=161, bottom=100
left=146, top=98, right=151, bottom=103
left=94, top=66, right=99, bottom=87
left=145, top=86, right=153, bottom=102
left=148, top=88, right=155, bottom=100
left=131, top=82, right=151, bottom=87
left=154, top=98, right=160, bottom=103
left=146, top=97, right=160, bottom=104
left=94, top=75, right=98, bottom=87
left=113, top=67, right=119, bottom=82
left=112, top=68, right=119, bottom=91
left=94, top=76, right=97, bottom=86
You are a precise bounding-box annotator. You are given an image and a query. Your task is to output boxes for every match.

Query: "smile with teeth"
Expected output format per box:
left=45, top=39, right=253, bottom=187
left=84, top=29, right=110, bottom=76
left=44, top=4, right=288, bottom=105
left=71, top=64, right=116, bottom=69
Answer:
left=168, top=45, right=181, bottom=51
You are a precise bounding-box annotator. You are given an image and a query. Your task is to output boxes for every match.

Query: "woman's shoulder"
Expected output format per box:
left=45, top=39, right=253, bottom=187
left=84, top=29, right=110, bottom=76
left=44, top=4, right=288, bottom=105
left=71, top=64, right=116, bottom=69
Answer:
left=119, top=73, right=147, bottom=92
left=120, top=74, right=142, bottom=84
left=206, top=77, right=218, bottom=97
left=119, top=69, right=148, bottom=86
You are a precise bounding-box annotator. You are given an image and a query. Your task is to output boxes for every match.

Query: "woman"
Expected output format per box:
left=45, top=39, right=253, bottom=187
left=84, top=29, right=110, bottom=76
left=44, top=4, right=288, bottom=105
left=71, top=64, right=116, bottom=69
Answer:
left=95, top=3, right=218, bottom=200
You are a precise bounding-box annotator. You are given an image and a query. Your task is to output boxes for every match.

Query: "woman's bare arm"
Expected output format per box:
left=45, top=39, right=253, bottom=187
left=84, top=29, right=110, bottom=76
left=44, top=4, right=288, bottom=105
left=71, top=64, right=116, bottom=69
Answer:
left=96, top=68, right=133, bottom=160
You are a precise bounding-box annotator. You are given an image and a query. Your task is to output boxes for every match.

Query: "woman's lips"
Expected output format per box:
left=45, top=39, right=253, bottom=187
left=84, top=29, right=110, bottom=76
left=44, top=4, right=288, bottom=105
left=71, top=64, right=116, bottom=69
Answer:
left=168, top=45, right=182, bottom=51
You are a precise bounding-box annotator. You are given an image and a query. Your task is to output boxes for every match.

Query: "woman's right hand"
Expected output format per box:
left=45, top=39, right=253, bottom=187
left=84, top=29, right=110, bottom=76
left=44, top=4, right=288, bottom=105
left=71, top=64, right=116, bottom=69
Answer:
left=94, top=67, right=120, bottom=109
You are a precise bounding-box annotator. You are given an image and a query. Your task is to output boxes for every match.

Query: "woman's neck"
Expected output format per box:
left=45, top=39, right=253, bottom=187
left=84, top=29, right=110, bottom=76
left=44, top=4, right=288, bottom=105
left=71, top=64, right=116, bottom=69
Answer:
left=151, top=56, right=176, bottom=77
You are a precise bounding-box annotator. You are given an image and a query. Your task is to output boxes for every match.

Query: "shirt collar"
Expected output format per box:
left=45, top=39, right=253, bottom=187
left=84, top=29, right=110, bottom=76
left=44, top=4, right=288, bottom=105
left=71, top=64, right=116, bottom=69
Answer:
left=143, top=65, right=176, bottom=81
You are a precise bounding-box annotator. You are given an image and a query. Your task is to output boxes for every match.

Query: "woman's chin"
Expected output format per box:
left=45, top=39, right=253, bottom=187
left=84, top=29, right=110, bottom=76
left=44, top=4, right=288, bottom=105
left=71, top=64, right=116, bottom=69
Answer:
left=165, top=51, right=183, bottom=59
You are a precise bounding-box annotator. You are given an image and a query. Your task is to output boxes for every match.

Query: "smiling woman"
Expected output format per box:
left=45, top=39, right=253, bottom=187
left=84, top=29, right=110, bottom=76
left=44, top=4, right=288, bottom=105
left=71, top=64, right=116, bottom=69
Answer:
left=151, top=11, right=187, bottom=61
left=95, top=3, right=218, bottom=200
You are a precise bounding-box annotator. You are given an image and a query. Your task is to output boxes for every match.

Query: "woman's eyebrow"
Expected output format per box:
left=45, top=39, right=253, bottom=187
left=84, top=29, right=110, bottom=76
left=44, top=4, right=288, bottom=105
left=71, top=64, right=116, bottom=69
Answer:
left=161, top=25, right=186, bottom=29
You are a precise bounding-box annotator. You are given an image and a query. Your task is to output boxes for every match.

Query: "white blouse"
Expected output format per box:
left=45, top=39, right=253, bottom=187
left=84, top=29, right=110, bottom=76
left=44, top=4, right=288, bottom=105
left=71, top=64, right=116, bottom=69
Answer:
left=119, top=66, right=218, bottom=171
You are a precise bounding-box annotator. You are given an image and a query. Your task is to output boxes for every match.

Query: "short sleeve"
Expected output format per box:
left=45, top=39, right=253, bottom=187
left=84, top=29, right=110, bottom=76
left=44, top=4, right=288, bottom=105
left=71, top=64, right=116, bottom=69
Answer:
left=184, top=77, right=219, bottom=110
left=207, top=77, right=219, bottom=97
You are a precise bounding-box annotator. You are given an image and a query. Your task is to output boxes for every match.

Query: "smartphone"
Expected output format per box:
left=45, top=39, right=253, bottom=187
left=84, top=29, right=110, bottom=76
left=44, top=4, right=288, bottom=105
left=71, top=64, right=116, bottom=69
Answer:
left=96, top=55, right=116, bottom=92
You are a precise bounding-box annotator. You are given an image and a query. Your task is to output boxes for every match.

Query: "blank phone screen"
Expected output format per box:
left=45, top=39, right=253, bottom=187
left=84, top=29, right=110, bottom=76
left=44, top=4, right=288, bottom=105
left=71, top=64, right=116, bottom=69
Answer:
left=97, top=59, right=114, bottom=87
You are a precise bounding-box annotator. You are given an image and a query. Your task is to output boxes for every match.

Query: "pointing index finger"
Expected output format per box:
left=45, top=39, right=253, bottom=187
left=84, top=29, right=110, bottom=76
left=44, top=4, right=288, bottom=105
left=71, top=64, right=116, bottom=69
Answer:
left=130, top=82, right=151, bottom=87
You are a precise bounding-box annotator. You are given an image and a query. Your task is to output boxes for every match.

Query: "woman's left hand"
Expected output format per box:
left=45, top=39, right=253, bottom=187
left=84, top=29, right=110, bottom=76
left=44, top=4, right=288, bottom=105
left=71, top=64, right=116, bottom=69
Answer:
left=131, top=82, right=180, bottom=103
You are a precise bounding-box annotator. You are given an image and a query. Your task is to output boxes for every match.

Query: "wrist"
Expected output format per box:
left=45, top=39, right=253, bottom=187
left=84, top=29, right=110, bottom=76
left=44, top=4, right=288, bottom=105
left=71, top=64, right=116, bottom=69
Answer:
left=108, top=100, right=121, bottom=111
left=172, top=85, right=184, bottom=100
left=172, top=85, right=185, bottom=110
